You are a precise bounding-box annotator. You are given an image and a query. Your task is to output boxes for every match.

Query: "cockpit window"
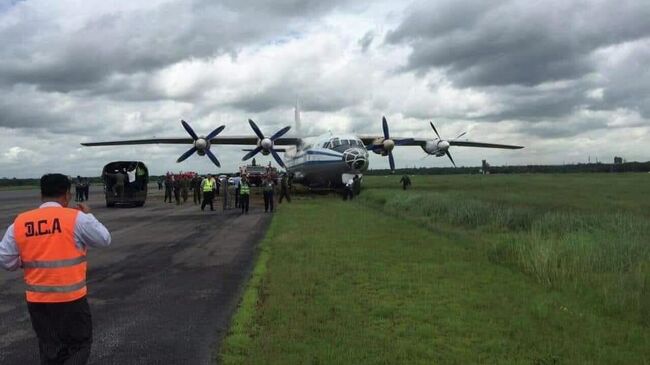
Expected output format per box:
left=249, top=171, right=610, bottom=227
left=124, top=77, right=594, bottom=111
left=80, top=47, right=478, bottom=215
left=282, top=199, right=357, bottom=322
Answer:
left=331, top=138, right=340, bottom=147
left=322, top=142, right=330, bottom=148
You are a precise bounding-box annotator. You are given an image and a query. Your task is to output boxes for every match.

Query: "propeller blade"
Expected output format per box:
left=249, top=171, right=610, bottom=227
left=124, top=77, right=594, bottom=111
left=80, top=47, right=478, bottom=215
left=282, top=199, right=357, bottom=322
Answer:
left=445, top=150, right=456, bottom=167
left=456, top=131, right=467, bottom=139
left=242, top=146, right=263, bottom=161
left=206, top=125, right=226, bottom=140
left=205, top=149, right=221, bottom=167
left=395, top=138, right=414, bottom=146
left=181, top=120, right=199, bottom=140
left=176, top=147, right=197, bottom=163
left=271, top=149, right=286, bottom=168
left=429, top=121, right=441, bottom=139
left=248, top=119, right=265, bottom=140
left=388, top=151, right=395, bottom=171
left=382, top=116, right=390, bottom=139
left=270, top=126, right=291, bottom=141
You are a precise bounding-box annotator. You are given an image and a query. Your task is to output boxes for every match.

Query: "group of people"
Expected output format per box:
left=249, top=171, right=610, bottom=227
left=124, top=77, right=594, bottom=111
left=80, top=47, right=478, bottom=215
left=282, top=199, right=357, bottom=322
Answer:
left=226, top=173, right=292, bottom=215
left=104, top=164, right=147, bottom=200
left=161, top=172, right=292, bottom=215
left=162, top=173, right=201, bottom=206
left=74, top=176, right=90, bottom=202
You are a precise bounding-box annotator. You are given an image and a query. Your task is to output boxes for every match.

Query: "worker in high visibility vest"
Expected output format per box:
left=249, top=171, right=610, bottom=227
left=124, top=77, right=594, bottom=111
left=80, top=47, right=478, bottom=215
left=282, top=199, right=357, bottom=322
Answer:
left=200, top=174, right=215, bottom=211
left=0, top=173, right=111, bottom=364
left=239, top=176, right=251, bottom=214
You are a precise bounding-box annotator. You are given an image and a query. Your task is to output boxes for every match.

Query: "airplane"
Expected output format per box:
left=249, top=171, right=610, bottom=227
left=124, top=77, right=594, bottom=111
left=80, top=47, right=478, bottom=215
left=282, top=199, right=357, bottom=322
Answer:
left=81, top=109, right=523, bottom=188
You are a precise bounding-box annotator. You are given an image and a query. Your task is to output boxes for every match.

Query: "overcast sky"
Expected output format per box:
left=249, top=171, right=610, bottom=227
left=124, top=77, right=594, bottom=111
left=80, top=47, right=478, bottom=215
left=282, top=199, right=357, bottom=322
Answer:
left=1, top=0, right=649, bottom=177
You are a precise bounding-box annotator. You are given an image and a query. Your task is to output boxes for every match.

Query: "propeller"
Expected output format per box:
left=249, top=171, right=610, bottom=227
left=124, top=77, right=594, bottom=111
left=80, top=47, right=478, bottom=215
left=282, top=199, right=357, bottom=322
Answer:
left=177, top=120, right=225, bottom=167
left=380, top=116, right=413, bottom=171
left=429, top=121, right=456, bottom=167
left=242, top=119, right=291, bottom=168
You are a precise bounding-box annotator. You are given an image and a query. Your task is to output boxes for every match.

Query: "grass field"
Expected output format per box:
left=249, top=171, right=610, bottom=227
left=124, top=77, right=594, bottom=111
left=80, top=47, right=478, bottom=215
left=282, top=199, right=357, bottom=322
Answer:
left=219, top=173, right=650, bottom=364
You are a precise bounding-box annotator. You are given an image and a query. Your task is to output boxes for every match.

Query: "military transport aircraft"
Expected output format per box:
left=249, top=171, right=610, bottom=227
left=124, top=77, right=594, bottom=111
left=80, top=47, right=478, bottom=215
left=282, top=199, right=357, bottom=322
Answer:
left=82, top=110, right=523, bottom=188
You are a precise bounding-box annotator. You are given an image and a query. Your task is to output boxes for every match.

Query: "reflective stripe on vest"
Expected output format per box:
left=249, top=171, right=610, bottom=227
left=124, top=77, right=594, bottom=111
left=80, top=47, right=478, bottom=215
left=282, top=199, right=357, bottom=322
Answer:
left=14, top=207, right=87, bottom=303
left=26, top=280, right=86, bottom=293
left=22, top=255, right=86, bottom=268
left=240, top=183, right=250, bottom=195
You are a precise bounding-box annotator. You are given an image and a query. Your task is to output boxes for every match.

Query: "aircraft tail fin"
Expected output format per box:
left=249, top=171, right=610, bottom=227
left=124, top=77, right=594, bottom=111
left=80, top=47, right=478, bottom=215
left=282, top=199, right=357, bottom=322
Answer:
left=294, top=98, right=301, bottom=136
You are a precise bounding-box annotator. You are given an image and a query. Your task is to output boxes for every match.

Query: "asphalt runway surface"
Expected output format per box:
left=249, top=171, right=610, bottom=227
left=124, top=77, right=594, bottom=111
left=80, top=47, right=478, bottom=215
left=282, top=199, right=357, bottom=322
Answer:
left=0, top=186, right=272, bottom=364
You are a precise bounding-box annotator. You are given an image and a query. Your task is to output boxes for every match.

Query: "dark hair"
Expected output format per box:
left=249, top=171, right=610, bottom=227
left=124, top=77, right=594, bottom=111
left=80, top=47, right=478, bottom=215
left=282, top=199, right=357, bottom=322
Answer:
left=41, top=174, right=71, bottom=198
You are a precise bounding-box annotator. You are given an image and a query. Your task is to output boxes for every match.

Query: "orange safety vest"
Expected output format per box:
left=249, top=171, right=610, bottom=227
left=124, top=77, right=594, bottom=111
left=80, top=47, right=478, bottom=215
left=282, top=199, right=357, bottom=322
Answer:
left=14, top=206, right=87, bottom=303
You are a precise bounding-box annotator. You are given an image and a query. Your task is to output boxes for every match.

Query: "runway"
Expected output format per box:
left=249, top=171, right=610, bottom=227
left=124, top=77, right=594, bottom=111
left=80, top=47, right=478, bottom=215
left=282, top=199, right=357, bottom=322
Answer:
left=0, top=186, right=271, bottom=364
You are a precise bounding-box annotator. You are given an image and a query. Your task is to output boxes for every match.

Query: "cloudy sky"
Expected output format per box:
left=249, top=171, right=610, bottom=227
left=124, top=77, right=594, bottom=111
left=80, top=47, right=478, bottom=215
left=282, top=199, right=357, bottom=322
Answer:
left=1, top=0, right=649, bottom=177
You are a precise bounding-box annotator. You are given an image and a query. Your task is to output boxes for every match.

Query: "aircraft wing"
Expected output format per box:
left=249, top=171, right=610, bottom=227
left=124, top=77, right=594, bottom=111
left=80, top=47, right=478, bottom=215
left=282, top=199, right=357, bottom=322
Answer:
left=358, top=136, right=420, bottom=146
left=448, top=140, right=524, bottom=149
left=81, top=138, right=193, bottom=146
left=81, top=136, right=302, bottom=146
left=359, top=136, right=523, bottom=149
left=209, top=136, right=301, bottom=146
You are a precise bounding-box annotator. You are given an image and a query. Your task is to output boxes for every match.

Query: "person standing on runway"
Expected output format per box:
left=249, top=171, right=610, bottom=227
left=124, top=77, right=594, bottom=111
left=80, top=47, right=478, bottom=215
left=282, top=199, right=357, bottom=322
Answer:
left=201, top=174, right=215, bottom=211
left=278, top=173, right=291, bottom=204
left=239, top=176, right=250, bottom=215
left=164, top=175, right=173, bottom=203
left=262, top=176, right=275, bottom=213
left=191, top=175, right=202, bottom=205
left=0, top=173, right=111, bottom=364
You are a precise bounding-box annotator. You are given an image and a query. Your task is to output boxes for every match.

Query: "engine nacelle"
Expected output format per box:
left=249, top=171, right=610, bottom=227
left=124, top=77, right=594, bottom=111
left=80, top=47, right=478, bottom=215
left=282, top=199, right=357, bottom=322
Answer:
left=422, top=140, right=449, bottom=156
left=194, top=137, right=210, bottom=155
left=422, top=140, right=437, bottom=154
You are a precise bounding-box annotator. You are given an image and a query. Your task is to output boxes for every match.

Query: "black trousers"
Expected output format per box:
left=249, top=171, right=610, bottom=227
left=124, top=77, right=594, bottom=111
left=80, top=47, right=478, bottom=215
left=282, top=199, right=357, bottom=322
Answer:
left=278, top=189, right=291, bottom=203
left=240, top=194, right=249, bottom=214
left=164, top=188, right=172, bottom=203
left=193, top=188, right=201, bottom=204
left=343, top=188, right=353, bottom=200
left=263, top=191, right=274, bottom=212
left=201, top=191, right=214, bottom=211
left=83, top=187, right=89, bottom=201
left=27, top=297, right=92, bottom=365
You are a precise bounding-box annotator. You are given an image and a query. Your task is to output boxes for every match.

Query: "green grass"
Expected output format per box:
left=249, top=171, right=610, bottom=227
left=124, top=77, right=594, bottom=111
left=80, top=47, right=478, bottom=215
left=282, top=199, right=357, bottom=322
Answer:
left=219, top=174, right=650, bottom=364
left=361, top=174, right=650, bottom=325
left=0, top=185, right=39, bottom=191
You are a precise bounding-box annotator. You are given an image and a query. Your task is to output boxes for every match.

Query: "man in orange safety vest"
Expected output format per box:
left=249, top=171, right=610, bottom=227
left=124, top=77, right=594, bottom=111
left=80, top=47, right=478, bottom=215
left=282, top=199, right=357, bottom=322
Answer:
left=0, top=173, right=111, bottom=364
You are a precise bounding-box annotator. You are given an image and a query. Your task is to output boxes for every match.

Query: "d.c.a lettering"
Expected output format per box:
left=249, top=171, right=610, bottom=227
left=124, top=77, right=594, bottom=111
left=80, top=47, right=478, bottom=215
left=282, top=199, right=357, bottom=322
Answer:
left=24, top=218, right=62, bottom=237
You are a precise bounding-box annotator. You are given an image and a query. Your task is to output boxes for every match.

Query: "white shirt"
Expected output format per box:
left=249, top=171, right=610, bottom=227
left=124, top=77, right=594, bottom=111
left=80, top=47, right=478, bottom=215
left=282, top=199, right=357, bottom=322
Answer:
left=0, top=202, right=111, bottom=271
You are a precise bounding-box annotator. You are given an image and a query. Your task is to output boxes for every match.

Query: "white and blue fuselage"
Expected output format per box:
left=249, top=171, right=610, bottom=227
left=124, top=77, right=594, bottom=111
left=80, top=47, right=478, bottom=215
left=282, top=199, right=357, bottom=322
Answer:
left=284, top=133, right=369, bottom=188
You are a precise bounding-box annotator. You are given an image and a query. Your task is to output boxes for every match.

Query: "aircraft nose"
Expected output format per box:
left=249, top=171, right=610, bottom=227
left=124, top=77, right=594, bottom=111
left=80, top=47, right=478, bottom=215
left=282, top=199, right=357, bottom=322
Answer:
left=343, top=148, right=368, bottom=171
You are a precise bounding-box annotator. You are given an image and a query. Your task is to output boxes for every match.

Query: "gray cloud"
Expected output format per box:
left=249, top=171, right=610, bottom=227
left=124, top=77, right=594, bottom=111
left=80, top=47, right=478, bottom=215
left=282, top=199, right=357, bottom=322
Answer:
left=387, top=0, right=650, bottom=87
left=358, top=31, right=374, bottom=52
left=0, top=0, right=349, bottom=93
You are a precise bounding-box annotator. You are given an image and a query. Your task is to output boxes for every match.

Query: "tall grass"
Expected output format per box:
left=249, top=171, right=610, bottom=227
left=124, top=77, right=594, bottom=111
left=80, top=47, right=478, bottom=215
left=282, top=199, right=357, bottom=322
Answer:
left=360, top=188, right=650, bottom=325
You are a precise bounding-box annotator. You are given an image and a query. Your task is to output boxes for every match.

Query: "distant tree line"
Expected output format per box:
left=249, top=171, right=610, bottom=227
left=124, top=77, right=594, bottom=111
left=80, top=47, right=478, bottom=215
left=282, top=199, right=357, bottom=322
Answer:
left=0, top=176, right=104, bottom=187
left=2, top=162, right=649, bottom=186
left=365, top=161, right=650, bottom=176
